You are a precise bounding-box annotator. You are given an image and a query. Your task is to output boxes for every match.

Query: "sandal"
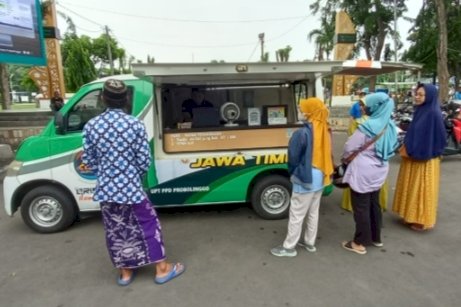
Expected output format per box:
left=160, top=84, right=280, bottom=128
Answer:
left=117, top=270, right=136, bottom=286
left=154, top=263, right=185, bottom=285
left=410, top=224, right=433, bottom=232
left=342, top=241, right=367, bottom=255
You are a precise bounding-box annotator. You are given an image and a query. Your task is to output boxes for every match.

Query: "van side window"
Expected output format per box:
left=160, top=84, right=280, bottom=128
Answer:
left=66, top=90, right=104, bottom=132
left=65, top=87, right=133, bottom=132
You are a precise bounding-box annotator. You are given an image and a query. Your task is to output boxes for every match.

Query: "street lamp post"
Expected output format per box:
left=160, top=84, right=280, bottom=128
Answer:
left=258, top=33, right=265, bottom=62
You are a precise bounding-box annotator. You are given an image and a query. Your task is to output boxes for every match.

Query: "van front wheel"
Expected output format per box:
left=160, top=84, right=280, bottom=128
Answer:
left=251, top=175, right=291, bottom=219
left=20, top=186, right=77, bottom=233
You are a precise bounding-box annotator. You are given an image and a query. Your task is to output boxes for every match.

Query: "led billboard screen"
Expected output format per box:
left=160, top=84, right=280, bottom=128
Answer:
left=0, top=0, right=46, bottom=65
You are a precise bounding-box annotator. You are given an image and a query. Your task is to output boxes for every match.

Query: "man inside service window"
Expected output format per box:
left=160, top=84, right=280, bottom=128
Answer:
left=181, top=88, right=214, bottom=121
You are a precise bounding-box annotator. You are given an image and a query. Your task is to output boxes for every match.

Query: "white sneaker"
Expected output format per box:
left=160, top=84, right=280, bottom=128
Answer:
left=270, top=246, right=297, bottom=257
left=372, top=241, right=384, bottom=247
left=298, top=242, right=317, bottom=252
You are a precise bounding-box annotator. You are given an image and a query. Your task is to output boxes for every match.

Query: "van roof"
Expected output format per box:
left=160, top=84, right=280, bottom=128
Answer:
left=132, top=61, right=422, bottom=86
left=87, top=74, right=139, bottom=85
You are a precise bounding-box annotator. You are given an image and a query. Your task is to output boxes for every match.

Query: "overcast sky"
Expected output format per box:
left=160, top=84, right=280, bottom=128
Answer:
left=55, top=0, right=423, bottom=64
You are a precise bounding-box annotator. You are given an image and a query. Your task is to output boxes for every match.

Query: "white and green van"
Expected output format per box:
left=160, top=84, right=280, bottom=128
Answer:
left=3, top=61, right=419, bottom=233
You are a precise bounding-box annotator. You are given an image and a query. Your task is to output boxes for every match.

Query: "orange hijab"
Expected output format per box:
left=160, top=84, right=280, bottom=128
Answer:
left=299, top=98, right=334, bottom=185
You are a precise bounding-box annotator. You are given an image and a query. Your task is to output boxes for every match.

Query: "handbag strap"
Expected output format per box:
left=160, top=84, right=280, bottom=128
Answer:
left=343, top=127, right=387, bottom=164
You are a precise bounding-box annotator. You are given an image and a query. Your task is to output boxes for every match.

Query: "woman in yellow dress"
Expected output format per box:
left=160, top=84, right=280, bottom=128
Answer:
left=341, top=99, right=388, bottom=212
left=392, top=83, right=446, bottom=231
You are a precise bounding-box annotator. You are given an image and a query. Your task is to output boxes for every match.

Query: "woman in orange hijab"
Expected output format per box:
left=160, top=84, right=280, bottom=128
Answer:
left=271, top=97, right=333, bottom=257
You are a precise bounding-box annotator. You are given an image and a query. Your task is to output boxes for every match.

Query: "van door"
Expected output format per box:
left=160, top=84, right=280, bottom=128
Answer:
left=49, top=88, right=106, bottom=211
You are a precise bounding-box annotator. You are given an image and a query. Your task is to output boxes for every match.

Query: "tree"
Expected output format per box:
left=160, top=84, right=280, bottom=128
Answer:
left=147, top=55, right=155, bottom=64
left=260, top=52, right=269, bottom=63
left=275, top=46, right=292, bottom=62
left=62, top=38, right=97, bottom=92
left=91, top=34, right=124, bottom=74
left=403, top=0, right=461, bottom=100
left=383, top=43, right=392, bottom=61
left=9, top=65, right=38, bottom=92
left=435, top=0, right=449, bottom=102
left=308, top=12, right=335, bottom=60
left=446, top=0, right=461, bottom=88
left=310, top=0, right=407, bottom=90
left=0, top=64, right=11, bottom=110
left=402, top=2, right=438, bottom=75
left=116, top=48, right=126, bottom=72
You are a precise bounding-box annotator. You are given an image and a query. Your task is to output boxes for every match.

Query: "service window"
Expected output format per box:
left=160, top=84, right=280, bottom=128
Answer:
left=161, top=84, right=307, bottom=129
left=161, top=83, right=309, bottom=153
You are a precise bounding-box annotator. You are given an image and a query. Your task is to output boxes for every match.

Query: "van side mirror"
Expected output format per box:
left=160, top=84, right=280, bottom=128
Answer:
left=54, top=112, right=67, bottom=134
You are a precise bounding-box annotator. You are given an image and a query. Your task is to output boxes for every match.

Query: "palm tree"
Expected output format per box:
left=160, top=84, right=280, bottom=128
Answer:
left=308, top=14, right=335, bottom=60
left=275, top=46, right=292, bottom=62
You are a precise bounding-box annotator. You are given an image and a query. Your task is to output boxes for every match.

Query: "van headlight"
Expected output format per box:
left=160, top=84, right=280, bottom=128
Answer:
left=6, top=161, right=23, bottom=177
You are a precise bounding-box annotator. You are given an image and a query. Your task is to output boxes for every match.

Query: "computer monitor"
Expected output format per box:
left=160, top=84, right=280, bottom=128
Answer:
left=192, top=107, right=220, bottom=128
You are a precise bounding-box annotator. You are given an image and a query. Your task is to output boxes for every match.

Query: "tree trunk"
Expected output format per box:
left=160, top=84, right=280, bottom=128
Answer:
left=374, top=20, right=387, bottom=62
left=0, top=64, right=12, bottom=110
left=435, top=0, right=449, bottom=103
left=368, top=18, right=388, bottom=95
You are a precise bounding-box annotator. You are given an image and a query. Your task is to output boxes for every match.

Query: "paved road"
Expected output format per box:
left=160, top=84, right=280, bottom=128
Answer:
left=0, top=132, right=460, bottom=307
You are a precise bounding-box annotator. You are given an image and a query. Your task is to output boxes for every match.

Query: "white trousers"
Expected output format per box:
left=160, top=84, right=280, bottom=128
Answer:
left=283, top=190, right=323, bottom=249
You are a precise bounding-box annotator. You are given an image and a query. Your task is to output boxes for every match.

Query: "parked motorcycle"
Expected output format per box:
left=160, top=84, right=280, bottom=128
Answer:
left=392, top=100, right=461, bottom=156
left=392, top=103, right=413, bottom=151
left=442, top=101, right=461, bottom=156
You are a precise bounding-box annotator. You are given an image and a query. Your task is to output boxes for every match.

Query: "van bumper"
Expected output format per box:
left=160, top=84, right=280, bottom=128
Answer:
left=3, top=161, right=23, bottom=216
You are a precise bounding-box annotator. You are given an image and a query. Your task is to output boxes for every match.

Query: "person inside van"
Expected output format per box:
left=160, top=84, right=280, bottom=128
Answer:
left=181, top=88, right=214, bottom=121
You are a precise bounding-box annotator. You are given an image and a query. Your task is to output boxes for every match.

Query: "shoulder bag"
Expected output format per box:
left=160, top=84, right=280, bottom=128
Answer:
left=332, top=128, right=386, bottom=189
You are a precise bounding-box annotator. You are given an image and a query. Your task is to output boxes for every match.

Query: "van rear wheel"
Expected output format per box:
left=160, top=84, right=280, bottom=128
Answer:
left=251, top=175, right=291, bottom=219
left=20, top=186, right=77, bottom=233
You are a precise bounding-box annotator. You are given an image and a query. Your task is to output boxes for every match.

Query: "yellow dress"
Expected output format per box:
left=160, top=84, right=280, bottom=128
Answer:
left=340, top=116, right=388, bottom=212
left=392, top=156, right=441, bottom=229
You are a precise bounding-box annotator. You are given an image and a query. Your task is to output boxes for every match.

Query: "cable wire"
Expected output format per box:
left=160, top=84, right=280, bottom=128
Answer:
left=246, top=41, right=261, bottom=62
left=58, top=1, right=309, bottom=24
left=56, top=2, right=104, bottom=28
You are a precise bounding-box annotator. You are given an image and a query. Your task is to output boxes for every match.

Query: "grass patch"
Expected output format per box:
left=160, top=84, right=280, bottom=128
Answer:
left=0, top=103, right=38, bottom=111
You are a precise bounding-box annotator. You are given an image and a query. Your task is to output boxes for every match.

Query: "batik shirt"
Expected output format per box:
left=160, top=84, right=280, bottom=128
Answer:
left=82, top=108, right=151, bottom=204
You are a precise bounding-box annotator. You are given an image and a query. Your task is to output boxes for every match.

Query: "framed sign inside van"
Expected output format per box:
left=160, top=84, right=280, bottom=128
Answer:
left=247, top=107, right=261, bottom=126
left=264, top=105, right=287, bottom=125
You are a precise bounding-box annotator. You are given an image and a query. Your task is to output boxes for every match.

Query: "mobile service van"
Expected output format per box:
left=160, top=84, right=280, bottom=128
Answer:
left=3, top=61, right=420, bottom=233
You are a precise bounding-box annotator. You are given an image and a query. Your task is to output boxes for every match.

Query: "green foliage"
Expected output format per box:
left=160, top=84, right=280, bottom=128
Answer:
left=20, top=74, right=38, bottom=92
left=60, top=31, right=131, bottom=88
left=310, top=0, right=407, bottom=61
left=92, top=34, right=116, bottom=64
left=147, top=55, right=155, bottom=64
left=275, top=46, right=292, bottom=62
left=4, top=65, right=38, bottom=93
left=63, top=39, right=97, bottom=92
left=403, top=0, right=461, bottom=82
left=260, top=52, right=269, bottom=63
left=402, top=1, right=438, bottom=74
left=308, top=12, right=335, bottom=60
